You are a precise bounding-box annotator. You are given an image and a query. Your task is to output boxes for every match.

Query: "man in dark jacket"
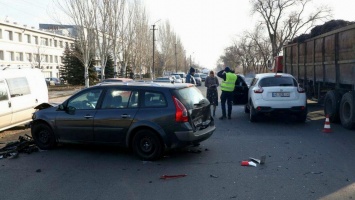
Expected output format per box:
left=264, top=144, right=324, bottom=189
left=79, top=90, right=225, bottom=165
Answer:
left=186, top=67, right=196, bottom=84
left=217, top=66, right=237, bottom=120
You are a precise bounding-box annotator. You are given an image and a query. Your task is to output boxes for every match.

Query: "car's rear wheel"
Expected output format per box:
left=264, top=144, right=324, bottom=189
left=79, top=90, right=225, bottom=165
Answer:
left=249, top=102, right=258, bottom=122
left=31, top=123, right=57, bottom=150
left=132, top=129, right=164, bottom=161
left=324, top=90, right=341, bottom=123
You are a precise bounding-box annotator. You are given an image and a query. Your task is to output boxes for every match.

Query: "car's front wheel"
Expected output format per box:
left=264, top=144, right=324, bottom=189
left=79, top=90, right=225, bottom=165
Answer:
left=31, top=123, right=57, bottom=150
left=132, top=129, right=164, bottom=161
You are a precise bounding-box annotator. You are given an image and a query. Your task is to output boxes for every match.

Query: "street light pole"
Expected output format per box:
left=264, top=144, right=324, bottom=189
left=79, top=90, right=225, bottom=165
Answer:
left=175, top=43, right=178, bottom=73
left=151, top=19, right=161, bottom=80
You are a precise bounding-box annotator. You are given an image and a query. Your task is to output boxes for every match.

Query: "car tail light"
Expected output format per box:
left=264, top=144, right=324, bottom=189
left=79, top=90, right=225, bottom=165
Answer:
left=254, top=86, right=264, bottom=93
left=297, top=86, right=305, bottom=93
left=173, top=96, right=188, bottom=122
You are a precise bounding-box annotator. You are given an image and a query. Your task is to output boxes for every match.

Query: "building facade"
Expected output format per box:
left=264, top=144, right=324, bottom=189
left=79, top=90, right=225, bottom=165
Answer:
left=0, top=21, right=75, bottom=78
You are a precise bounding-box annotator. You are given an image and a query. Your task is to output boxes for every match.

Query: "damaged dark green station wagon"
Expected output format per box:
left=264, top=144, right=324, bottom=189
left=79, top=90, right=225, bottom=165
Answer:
left=31, top=82, right=215, bottom=160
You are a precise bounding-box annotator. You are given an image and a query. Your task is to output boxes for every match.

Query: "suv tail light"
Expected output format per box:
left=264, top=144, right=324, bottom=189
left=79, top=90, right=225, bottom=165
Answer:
left=172, top=96, right=188, bottom=122
left=254, top=86, right=264, bottom=93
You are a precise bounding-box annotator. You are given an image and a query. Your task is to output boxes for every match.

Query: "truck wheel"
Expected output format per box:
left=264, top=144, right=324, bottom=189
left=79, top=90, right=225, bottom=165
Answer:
left=324, top=91, right=341, bottom=123
left=132, top=129, right=164, bottom=161
left=339, top=92, right=355, bottom=129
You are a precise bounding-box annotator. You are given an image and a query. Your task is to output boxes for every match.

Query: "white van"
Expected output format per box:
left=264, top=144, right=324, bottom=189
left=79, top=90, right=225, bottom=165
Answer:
left=0, top=68, right=48, bottom=132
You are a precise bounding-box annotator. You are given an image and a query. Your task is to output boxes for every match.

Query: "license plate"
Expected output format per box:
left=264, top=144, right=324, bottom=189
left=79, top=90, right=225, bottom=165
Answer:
left=272, top=92, right=290, bottom=97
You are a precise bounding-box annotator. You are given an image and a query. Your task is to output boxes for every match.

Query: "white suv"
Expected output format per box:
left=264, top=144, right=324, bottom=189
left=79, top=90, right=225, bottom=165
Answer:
left=245, top=73, right=307, bottom=122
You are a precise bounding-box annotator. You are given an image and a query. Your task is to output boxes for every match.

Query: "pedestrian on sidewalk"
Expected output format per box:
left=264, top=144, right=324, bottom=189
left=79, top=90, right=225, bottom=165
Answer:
left=205, top=70, right=219, bottom=116
left=217, top=66, right=237, bottom=120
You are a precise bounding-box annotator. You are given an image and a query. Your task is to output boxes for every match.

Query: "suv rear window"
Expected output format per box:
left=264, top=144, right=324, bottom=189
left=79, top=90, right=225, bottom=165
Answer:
left=259, top=77, right=297, bottom=87
left=174, top=87, right=205, bottom=109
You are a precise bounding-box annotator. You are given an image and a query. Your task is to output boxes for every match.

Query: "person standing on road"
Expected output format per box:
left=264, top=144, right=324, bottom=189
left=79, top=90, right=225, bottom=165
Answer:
left=217, top=66, right=237, bottom=120
left=186, top=67, right=196, bottom=84
left=205, top=70, right=219, bottom=116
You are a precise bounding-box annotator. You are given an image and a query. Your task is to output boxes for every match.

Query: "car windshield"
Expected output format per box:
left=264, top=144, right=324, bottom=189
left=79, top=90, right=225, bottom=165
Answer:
left=193, top=74, right=200, bottom=77
left=259, top=77, right=297, bottom=87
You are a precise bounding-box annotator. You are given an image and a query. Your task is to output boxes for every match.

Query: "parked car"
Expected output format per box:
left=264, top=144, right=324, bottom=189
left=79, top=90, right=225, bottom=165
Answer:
left=172, top=72, right=186, bottom=83
left=200, top=73, right=208, bottom=82
left=153, top=76, right=174, bottom=83
left=101, top=78, right=134, bottom=83
left=244, top=73, right=307, bottom=122
left=233, top=74, right=249, bottom=105
left=172, top=75, right=183, bottom=83
left=30, top=82, right=215, bottom=160
left=193, top=73, right=202, bottom=86
left=0, top=68, right=48, bottom=132
left=45, top=77, right=61, bottom=86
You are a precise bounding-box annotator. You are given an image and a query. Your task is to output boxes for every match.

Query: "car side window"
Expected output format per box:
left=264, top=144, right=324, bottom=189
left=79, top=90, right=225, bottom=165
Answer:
left=102, top=89, right=133, bottom=109
left=0, top=81, right=9, bottom=101
left=144, top=92, right=167, bottom=107
left=250, top=78, right=258, bottom=87
left=67, top=89, right=102, bottom=110
left=128, top=91, right=139, bottom=108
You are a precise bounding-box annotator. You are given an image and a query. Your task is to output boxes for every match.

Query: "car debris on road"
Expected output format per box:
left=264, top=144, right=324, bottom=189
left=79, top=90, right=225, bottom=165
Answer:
left=0, top=134, right=38, bottom=159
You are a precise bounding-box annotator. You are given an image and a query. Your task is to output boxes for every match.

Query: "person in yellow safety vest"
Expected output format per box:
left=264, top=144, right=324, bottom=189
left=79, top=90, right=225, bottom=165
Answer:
left=217, top=66, right=237, bottom=120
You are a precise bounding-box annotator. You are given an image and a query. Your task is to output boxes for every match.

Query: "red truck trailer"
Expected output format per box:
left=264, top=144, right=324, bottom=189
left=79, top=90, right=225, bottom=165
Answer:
left=280, top=23, right=355, bottom=129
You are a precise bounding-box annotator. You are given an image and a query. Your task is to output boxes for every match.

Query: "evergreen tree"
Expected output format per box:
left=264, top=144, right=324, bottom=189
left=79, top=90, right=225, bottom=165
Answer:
left=66, top=43, right=98, bottom=85
left=105, top=54, right=115, bottom=79
left=60, top=45, right=71, bottom=82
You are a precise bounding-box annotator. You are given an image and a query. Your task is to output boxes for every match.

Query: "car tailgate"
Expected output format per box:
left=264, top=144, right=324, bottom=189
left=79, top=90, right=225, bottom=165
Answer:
left=189, top=98, right=213, bottom=130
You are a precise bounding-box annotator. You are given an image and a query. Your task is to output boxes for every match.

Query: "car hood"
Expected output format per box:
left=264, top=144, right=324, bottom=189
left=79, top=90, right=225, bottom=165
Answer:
left=34, top=102, right=59, bottom=110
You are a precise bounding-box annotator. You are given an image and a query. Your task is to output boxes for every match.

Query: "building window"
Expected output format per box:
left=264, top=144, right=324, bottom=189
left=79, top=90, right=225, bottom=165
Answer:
left=33, top=36, right=38, bottom=44
left=59, top=41, right=63, bottom=48
left=5, top=30, right=13, bottom=40
left=34, top=54, right=39, bottom=62
left=65, top=42, right=69, bottom=47
left=60, top=56, right=63, bottom=63
left=49, top=39, right=52, bottom=46
left=54, top=40, right=57, bottom=47
left=50, top=55, right=53, bottom=63
left=44, top=55, right=48, bottom=62
left=54, top=56, right=58, bottom=63
left=0, top=50, right=4, bottom=60
left=16, top=32, right=22, bottom=42
left=70, top=43, right=74, bottom=48
left=25, top=34, right=31, bottom=43
left=41, top=37, right=48, bottom=46
left=0, top=29, right=2, bottom=39
left=15, top=52, right=23, bottom=61
left=26, top=53, right=32, bottom=62
left=7, top=52, right=14, bottom=61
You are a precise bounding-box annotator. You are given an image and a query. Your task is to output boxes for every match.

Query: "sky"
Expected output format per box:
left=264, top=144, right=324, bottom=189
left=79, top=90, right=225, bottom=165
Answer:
left=0, top=0, right=354, bottom=69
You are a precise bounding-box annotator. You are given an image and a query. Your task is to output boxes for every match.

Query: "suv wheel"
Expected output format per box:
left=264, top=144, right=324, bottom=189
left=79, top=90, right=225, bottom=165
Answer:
left=32, top=123, right=56, bottom=150
left=132, top=129, right=164, bottom=161
left=244, top=105, right=250, bottom=113
left=296, top=108, right=308, bottom=123
left=249, top=103, right=258, bottom=122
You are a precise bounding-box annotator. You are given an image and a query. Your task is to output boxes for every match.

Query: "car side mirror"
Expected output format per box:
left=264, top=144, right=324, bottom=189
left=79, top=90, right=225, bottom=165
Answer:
left=57, top=104, right=65, bottom=111
left=66, top=106, right=76, bottom=114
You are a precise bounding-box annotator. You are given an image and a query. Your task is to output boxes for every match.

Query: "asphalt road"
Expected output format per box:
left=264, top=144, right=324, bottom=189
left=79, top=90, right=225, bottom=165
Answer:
left=1, top=85, right=355, bottom=200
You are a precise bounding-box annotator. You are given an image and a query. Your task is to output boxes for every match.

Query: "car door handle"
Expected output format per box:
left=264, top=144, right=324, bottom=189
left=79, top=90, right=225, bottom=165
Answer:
left=121, top=114, right=130, bottom=118
left=8, top=101, right=11, bottom=108
left=84, top=115, right=94, bottom=119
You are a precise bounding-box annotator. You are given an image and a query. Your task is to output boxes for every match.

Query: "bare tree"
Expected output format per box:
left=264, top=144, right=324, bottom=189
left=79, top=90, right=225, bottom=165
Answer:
left=56, top=0, right=96, bottom=87
left=250, top=0, right=332, bottom=57
left=158, top=20, right=176, bottom=75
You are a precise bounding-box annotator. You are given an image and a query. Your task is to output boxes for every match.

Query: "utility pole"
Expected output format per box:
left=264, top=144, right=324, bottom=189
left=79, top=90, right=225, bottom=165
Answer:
left=152, top=24, right=157, bottom=80
left=151, top=20, right=160, bottom=80
left=175, top=43, right=178, bottom=72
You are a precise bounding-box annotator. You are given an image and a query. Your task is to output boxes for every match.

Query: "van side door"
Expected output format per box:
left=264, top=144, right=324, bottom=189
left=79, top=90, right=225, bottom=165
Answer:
left=0, top=80, right=12, bottom=131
